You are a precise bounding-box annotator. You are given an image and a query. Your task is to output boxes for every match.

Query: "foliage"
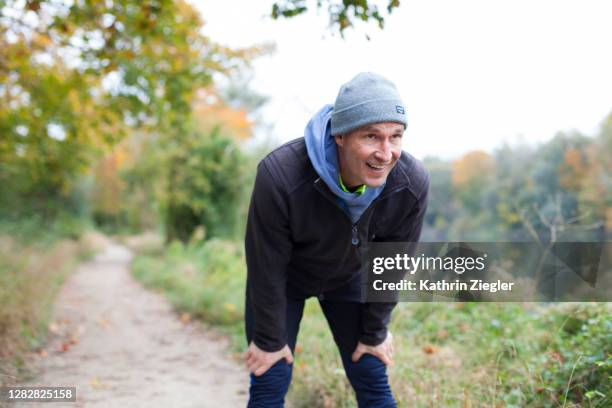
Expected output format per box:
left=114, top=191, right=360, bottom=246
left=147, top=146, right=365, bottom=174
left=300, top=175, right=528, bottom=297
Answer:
left=451, top=150, right=496, bottom=216
left=0, top=0, right=262, bottom=221
left=271, top=0, right=401, bottom=37
left=421, top=117, right=612, bottom=242
left=576, top=113, right=612, bottom=230
left=88, top=83, right=265, bottom=241
left=421, top=156, right=455, bottom=241
left=519, top=305, right=611, bottom=407
left=160, top=126, right=249, bottom=243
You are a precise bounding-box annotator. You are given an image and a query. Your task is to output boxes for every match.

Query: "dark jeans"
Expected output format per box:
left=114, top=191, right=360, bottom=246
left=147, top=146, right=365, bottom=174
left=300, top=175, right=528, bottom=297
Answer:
left=245, top=274, right=397, bottom=408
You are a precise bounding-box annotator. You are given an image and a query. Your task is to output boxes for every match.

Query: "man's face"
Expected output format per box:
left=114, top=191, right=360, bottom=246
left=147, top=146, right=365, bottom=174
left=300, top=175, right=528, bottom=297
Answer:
left=335, top=122, right=404, bottom=188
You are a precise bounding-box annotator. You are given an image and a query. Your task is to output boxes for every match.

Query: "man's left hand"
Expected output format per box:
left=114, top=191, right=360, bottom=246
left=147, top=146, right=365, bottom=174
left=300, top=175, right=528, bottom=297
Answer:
left=351, top=331, right=394, bottom=365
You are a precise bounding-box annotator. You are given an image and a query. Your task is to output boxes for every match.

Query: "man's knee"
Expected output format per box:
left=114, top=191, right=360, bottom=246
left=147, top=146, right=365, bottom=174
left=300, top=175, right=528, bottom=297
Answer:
left=248, top=360, right=293, bottom=408
left=343, top=354, right=396, bottom=407
left=345, top=353, right=388, bottom=381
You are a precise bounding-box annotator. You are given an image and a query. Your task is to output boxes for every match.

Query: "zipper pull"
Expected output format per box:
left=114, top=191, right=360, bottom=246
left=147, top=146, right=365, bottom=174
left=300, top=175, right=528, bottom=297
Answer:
left=351, top=225, right=359, bottom=246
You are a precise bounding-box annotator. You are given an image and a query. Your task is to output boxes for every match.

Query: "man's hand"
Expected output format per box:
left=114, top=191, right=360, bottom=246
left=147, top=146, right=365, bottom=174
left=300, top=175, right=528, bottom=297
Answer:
left=244, top=341, right=294, bottom=376
left=351, top=331, right=394, bottom=366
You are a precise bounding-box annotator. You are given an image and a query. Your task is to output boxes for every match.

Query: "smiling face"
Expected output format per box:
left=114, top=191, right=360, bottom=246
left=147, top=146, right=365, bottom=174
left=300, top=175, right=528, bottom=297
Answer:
left=335, top=122, right=404, bottom=189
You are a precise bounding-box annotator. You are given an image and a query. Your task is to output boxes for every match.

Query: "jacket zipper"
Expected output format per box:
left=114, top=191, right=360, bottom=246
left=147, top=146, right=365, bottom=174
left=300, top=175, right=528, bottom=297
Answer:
left=351, top=225, right=359, bottom=245
left=313, top=178, right=407, bottom=299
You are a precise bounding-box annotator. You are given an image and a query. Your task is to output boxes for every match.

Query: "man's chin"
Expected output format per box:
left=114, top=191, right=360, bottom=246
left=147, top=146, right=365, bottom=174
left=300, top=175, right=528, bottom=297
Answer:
left=364, top=177, right=388, bottom=188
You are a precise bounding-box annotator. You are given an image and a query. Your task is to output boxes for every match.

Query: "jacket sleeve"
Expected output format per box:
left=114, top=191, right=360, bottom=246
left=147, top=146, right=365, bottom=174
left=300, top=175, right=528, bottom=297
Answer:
left=245, top=161, right=293, bottom=352
left=359, top=174, right=430, bottom=346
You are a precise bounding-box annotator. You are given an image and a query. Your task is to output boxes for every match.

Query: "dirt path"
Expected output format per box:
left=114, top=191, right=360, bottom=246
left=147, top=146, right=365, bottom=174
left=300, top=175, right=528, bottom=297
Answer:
left=16, top=240, right=248, bottom=407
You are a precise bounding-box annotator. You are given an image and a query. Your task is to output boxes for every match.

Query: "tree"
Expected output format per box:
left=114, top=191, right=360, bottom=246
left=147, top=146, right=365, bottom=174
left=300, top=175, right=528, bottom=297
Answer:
left=270, top=0, right=401, bottom=37
left=576, top=113, right=612, bottom=232
left=451, top=150, right=496, bottom=215
left=421, top=156, right=455, bottom=240
left=0, top=0, right=264, bottom=219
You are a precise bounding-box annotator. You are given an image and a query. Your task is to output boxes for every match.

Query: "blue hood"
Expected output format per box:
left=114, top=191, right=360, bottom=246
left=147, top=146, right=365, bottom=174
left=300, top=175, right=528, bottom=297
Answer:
left=304, top=104, right=384, bottom=224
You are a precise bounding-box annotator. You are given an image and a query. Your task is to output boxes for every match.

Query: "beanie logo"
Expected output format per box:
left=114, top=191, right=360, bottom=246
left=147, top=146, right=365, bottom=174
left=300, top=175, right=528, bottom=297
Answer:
left=395, top=105, right=405, bottom=114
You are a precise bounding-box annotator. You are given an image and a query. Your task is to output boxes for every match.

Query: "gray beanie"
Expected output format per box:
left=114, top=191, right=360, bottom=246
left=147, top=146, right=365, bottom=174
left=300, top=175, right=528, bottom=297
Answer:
left=330, top=72, right=407, bottom=136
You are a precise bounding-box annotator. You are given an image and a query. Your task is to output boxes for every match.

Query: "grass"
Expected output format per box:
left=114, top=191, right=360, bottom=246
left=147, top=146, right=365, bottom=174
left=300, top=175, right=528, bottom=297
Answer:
left=0, top=219, right=100, bottom=387
left=130, top=238, right=611, bottom=407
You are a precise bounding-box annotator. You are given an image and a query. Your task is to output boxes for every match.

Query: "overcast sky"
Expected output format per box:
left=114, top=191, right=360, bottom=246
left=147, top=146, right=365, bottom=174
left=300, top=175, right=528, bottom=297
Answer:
left=194, top=0, right=612, bottom=159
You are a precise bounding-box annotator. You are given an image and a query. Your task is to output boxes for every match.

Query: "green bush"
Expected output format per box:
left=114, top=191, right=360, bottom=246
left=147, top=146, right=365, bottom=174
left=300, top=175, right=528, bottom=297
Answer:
left=160, top=128, right=250, bottom=244
left=514, top=304, right=611, bottom=407
left=0, top=213, right=91, bottom=246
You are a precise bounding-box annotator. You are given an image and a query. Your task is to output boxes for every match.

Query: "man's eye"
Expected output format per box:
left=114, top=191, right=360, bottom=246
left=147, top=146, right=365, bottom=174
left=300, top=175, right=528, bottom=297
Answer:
left=366, top=134, right=377, bottom=140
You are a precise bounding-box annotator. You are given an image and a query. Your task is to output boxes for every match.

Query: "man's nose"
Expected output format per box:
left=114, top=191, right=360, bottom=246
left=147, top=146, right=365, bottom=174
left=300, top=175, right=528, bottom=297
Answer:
left=375, top=141, right=393, bottom=162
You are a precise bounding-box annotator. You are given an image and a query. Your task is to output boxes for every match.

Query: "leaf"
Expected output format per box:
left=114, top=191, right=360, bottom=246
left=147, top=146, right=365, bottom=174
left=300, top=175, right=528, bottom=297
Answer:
left=422, top=345, right=438, bottom=354
left=89, top=377, right=111, bottom=390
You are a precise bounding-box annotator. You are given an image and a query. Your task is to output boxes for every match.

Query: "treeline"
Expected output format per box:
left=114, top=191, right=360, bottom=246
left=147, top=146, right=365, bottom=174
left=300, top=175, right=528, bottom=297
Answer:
left=422, top=115, right=612, bottom=243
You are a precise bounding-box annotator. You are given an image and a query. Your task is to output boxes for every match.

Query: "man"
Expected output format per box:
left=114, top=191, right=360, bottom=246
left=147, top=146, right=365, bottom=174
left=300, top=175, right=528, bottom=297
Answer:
left=243, top=72, right=429, bottom=407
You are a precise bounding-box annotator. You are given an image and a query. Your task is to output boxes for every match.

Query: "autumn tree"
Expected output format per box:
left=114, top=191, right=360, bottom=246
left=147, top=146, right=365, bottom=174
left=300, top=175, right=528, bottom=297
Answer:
left=0, top=0, right=261, bottom=221
left=92, top=73, right=268, bottom=240
left=451, top=150, right=496, bottom=214
left=576, top=113, right=612, bottom=231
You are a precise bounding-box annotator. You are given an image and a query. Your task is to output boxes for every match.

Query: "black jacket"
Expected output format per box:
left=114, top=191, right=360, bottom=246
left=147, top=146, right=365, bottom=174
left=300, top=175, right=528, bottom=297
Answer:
left=245, top=137, right=430, bottom=352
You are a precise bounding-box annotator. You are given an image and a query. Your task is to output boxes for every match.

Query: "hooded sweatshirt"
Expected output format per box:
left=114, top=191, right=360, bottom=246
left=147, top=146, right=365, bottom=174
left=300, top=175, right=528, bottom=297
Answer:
left=304, top=104, right=384, bottom=224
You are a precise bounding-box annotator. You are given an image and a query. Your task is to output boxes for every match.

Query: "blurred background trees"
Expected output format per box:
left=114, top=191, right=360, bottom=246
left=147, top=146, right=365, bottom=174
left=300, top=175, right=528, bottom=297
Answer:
left=0, top=0, right=268, bottom=243
left=421, top=117, right=611, bottom=242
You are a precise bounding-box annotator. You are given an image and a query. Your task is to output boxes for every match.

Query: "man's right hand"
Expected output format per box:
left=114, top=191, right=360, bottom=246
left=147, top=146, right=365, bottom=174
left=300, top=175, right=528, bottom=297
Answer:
left=244, top=341, right=293, bottom=377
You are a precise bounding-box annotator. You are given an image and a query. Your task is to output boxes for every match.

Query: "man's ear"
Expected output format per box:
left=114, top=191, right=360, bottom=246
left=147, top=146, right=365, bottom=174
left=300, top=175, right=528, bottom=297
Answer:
left=335, top=134, right=344, bottom=147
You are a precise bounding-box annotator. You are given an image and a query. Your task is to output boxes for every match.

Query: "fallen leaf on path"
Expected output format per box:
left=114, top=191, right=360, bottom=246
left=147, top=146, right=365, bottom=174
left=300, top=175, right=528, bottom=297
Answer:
left=90, top=377, right=112, bottom=390
left=180, top=313, right=191, bottom=324
left=422, top=345, right=438, bottom=354
left=98, top=319, right=110, bottom=329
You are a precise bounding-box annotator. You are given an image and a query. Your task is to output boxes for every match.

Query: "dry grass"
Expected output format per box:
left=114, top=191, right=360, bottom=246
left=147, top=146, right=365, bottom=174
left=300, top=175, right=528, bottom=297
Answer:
left=0, top=232, right=100, bottom=386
